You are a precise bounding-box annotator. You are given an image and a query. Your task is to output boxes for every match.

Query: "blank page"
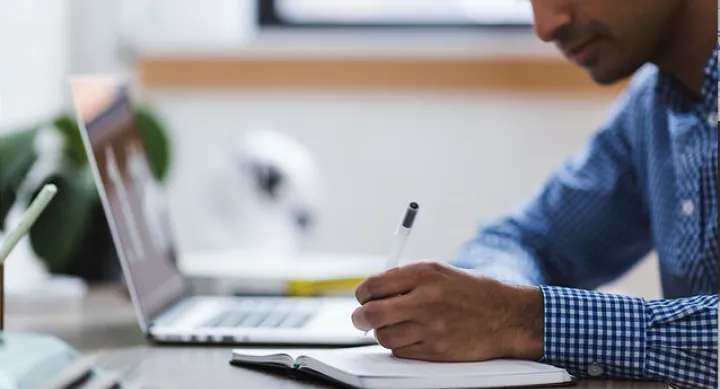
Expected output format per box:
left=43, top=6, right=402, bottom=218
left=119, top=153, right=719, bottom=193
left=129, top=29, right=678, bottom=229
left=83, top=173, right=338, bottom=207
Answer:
left=299, top=345, right=566, bottom=378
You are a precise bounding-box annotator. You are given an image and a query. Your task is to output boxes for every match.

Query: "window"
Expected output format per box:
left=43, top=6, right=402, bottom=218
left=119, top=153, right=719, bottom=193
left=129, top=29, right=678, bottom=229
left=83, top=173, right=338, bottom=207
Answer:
left=259, top=0, right=534, bottom=28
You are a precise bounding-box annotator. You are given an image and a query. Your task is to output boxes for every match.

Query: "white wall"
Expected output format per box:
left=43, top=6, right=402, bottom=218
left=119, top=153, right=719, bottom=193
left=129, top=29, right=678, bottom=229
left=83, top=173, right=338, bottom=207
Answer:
left=67, top=0, right=128, bottom=75
left=146, top=89, right=661, bottom=299
left=0, top=0, right=69, bottom=132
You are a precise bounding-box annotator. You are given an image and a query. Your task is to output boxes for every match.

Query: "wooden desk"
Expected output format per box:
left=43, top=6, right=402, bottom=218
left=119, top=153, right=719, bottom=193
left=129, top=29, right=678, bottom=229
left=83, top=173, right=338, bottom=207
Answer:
left=6, top=286, right=669, bottom=389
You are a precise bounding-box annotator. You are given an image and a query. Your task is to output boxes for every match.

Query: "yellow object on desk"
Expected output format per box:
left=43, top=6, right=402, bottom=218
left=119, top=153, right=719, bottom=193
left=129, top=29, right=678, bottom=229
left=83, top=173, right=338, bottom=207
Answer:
left=182, top=252, right=388, bottom=297
left=285, top=276, right=366, bottom=297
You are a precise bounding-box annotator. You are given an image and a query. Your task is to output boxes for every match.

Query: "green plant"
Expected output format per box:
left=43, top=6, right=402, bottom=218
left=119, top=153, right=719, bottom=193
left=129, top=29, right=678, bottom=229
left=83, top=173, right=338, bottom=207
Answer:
left=0, top=105, right=171, bottom=274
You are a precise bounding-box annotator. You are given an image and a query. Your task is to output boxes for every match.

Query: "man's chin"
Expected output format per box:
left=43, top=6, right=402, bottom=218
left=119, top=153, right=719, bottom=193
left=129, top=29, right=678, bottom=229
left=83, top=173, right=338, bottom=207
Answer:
left=586, top=69, right=631, bottom=86
left=589, top=75, right=622, bottom=86
left=584, top=63, right=639, bottom=86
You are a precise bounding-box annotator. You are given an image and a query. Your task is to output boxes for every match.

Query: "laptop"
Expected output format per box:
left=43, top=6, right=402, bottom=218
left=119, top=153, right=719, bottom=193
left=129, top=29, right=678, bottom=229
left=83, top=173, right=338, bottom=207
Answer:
left=68, top=76, right=376, bottom=346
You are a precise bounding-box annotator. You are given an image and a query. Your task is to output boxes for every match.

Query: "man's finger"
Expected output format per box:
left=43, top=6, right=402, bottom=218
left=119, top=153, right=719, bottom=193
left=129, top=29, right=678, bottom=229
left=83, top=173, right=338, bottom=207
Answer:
left=351, top=293, right=418, bottom=331
left=355, top=264, right=428, bottom=304
left=391, top=340, right=456, bottom=362
left=390, top=342, right=432, bottom=360
left=375, top=321, right=424, bottom=350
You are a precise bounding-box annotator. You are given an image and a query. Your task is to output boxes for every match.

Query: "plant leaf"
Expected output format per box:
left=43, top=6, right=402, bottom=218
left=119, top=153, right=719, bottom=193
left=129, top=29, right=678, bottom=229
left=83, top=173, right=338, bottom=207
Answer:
left=28, top=167, right=98, bottom=273
left=0, top=128, right=39, bottom=229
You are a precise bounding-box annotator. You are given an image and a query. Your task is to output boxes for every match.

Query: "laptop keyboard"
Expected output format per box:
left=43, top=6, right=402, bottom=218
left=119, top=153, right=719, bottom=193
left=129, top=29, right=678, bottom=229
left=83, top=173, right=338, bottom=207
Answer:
left=199, top=299, right=316, bottom=329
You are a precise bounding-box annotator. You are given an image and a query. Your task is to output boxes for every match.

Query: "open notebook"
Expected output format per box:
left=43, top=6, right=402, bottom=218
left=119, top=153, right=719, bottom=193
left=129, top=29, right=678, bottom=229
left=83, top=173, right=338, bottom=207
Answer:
left=230, top=345, right=574, bottom=389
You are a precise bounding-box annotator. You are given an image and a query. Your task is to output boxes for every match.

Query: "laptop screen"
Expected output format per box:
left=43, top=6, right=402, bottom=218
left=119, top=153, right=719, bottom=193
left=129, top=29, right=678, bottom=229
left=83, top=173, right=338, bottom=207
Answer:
left=69, top=77, right=185, bottom=330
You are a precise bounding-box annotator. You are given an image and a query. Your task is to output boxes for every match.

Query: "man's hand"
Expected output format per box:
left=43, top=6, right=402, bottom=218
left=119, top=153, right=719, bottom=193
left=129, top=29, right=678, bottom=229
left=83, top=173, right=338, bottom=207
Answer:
left=352, top=261, right=545, bottom=362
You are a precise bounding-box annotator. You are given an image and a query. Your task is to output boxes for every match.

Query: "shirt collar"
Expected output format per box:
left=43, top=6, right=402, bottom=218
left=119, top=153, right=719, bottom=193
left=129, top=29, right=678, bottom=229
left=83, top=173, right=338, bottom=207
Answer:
left=654, top=44, right=718, bottom=115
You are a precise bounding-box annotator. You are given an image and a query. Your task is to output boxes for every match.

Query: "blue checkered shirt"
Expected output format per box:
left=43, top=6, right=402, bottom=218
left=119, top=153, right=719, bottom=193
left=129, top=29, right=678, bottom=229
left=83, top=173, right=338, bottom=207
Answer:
left=452, top=46, right=718, bottom=388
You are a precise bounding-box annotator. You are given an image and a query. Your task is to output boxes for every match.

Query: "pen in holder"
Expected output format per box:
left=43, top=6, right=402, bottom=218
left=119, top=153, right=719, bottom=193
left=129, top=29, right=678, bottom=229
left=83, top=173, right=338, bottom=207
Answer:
left=0, top=184, right=58, bottom=335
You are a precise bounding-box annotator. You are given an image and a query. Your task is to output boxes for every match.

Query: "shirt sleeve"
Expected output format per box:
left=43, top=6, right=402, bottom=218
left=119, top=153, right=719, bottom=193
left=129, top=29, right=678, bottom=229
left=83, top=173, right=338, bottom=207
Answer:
left=450, top=76, right=653, bottom=290
left=541, top=287, right=718, bottom=388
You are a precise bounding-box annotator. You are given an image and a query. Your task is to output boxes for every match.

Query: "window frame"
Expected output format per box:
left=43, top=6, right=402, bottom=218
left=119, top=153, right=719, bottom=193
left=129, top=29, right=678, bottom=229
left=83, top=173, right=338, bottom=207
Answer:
left=257, top=0, right=534, bottom=30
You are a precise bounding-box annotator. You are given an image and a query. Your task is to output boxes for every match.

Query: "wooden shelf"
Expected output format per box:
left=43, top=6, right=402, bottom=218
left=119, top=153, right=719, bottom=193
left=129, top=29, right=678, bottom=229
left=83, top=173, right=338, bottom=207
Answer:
left=133, top=31, right=627, bottom=94
left=136, top=55, right=627, bottom=94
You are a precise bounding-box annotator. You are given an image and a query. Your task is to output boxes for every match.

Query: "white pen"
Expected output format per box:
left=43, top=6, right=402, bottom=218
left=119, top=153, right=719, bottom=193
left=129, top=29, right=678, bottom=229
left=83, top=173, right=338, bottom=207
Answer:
left=0, top=183, right=57, bottom=331
left=385, top=202, right=419, bottom=269
left=0, top=184, right=58, bottom=264
left=365, top=202, right=419, bottom=336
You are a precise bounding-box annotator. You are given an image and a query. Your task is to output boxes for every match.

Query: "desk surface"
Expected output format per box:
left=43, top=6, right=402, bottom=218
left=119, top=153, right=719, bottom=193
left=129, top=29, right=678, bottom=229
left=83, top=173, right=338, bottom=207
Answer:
left=91, top=346, right=668, bottom=389
left=7, top=285, right=669, bottom=389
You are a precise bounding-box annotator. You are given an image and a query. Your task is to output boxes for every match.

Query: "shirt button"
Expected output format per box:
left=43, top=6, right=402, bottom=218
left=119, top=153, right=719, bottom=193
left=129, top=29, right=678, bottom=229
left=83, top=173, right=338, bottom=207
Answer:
left=588, top=363, right=604, bottom=377
left=681, top=200, right=695, bottom=216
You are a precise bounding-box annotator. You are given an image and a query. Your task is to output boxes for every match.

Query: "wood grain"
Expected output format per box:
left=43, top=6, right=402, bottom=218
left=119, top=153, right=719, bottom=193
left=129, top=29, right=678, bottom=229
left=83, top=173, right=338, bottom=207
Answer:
left=136, top=56, right=628, bottom=94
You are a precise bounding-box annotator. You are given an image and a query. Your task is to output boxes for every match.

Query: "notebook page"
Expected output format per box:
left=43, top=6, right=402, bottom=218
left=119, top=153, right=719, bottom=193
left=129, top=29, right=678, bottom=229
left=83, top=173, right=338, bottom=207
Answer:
left=300, top=345, right=565, bottom=378
left=232, top=348, right=306, bottom=366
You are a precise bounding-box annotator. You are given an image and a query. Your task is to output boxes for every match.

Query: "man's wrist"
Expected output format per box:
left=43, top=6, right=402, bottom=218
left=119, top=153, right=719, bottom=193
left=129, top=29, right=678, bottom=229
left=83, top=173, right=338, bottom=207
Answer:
left=502, top=285, right=545, bottom=360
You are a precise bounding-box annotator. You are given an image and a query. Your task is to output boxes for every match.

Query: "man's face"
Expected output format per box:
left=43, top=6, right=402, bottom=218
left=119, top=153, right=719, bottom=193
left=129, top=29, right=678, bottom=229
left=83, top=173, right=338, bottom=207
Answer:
left=529, top=0, right=681, bottom=85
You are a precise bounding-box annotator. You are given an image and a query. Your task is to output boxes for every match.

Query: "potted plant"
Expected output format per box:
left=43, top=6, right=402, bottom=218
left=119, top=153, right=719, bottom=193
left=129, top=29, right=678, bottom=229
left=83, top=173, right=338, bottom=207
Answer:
left=0, top=106, right=171, bottom=281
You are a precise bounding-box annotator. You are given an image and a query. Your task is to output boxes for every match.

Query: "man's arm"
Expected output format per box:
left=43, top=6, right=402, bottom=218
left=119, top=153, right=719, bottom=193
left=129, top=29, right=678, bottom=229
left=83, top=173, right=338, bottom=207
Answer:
left=447, top=72, right=719, bottom=388
left=538, top=287, right=718, bottom=388
left=350, top=263, right=717, bottom=388
left=451, top=120, right=652, bottom=287
left=451, top=77, right=653, bottom=288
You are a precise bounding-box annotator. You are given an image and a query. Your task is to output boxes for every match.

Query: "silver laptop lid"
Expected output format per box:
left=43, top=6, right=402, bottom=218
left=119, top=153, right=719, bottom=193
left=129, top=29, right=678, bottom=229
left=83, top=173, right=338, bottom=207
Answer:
left=68, top=76, right=185, bottom=333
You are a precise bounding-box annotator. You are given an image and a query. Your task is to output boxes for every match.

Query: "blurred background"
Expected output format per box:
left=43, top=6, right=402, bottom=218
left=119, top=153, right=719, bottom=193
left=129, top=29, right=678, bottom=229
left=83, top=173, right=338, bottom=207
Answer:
left=0, top=0, right=660, bottom=299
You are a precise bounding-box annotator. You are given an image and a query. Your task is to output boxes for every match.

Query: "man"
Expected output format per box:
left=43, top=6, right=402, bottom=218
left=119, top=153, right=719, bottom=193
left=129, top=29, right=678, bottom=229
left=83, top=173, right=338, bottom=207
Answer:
left=351, top=1, right=718, bottom=388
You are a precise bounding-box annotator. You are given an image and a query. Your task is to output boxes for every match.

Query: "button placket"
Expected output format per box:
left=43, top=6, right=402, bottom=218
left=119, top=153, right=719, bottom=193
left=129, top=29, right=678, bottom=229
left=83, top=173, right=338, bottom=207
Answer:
left=672, top=126, right=703, bottom=271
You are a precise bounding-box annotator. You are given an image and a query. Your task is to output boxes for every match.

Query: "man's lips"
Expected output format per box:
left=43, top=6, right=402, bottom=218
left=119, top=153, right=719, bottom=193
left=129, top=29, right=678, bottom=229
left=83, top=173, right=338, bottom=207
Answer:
left=562, top=38, right=600, bottom=65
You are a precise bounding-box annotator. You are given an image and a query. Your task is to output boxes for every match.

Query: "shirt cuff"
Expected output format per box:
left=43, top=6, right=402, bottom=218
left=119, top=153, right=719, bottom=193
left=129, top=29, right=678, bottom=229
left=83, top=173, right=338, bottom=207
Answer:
left=540, top=286, right=646, bottom=379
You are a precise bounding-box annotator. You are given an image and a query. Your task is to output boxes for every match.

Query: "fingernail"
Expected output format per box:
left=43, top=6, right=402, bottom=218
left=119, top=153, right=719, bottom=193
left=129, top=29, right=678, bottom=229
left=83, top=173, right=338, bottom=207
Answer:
left=352, top=307, right=372, bottom=331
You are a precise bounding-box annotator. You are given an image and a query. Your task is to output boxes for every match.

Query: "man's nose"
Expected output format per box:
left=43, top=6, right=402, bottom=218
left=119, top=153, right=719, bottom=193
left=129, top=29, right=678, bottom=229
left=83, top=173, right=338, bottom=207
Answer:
left=529, top=0, right=572, bottom=43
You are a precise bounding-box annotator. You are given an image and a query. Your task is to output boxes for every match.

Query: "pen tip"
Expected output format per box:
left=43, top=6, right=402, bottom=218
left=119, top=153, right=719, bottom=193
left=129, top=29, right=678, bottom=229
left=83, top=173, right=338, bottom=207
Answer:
left=409, top=202, right=419, bottom=209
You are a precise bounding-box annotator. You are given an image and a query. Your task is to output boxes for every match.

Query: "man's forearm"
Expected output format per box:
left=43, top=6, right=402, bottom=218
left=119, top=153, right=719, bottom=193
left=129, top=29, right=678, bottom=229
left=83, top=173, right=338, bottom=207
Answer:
left=502, top=285, right=545, bottom=361
left=456, top=237, right=718, bottom=388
